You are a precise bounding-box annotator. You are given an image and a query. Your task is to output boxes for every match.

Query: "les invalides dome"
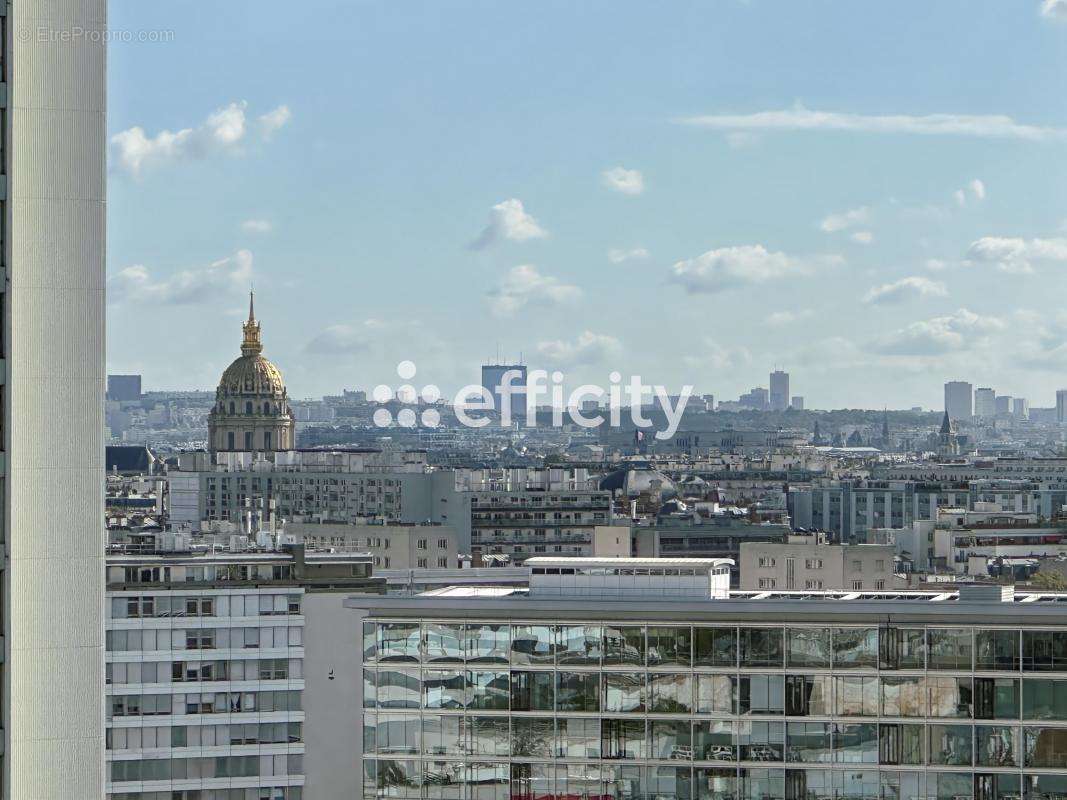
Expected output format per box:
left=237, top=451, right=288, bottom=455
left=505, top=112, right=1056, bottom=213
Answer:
left=207, top=292, right=295, bottom=453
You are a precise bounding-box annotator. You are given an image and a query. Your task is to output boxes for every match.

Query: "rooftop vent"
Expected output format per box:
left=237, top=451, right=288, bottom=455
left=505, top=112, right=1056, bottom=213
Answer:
left=957, top=584, right=1015, bottom=603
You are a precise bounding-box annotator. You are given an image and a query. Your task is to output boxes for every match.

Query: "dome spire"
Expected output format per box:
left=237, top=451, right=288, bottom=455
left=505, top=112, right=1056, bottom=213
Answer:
left=241, top=289, right=262, bottom=356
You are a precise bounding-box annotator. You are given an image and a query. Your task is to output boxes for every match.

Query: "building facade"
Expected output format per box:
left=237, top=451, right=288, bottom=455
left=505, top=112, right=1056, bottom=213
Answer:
left=770, top=371, right=790, bottom=413
left=353, top=580, right=1067, bottom=800
left=5, top=0, right=109, bottom=793
left=287, top=522, right=460, bottom=570
left=974, top=389, right=996, bottom=421
left=944, top=382, right=973, bottom=422
left=739, top=539, right=903, bottom=591
left=105, top=546, right=384, bottom=799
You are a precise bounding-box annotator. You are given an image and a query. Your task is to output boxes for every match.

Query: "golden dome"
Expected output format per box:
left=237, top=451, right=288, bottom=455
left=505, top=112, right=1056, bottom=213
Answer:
left=219, top=353, right=287, bottom=397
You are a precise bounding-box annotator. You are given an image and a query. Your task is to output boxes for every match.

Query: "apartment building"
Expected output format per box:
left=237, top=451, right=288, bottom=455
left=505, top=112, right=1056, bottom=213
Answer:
left=286, top=521, right=460, bottom=570
left=739, top=538, right=904, bottom=591
left=350, top=567, right=1067, bottom=800
left=105, top=545, right=384, bottom=799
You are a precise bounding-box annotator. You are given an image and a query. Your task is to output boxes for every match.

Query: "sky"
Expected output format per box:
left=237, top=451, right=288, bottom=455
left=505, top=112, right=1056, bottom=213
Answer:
left=106, top=0, right=1067, bottom=409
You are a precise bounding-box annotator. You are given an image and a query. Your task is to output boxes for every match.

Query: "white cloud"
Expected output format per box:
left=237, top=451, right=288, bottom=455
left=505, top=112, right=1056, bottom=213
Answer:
left=607, top=247, right=650, bottom=264
left=602, top=166, right=645, bottom=195
left=304, top=320, right=379, bottom=355
left=820, top=206, right=870, bottom=233
left=925, top=258, right=950, bottom=271
left=469, top=199, right=547, bottom=250
left=1041, top=0, right=1067, bottom=20
left=668, top=244, right=839, bottom=294
left=536, top=330, right=622, bottom=366
left=258, top=105, right=291, bottom=138
left=110, top=101, right=291, bottom=176
left=108, top=250, right=253, bottom=305
left=766, top=309, right=814, bottom=326
left=954, top=178, right=986, bottom=206
left=682, top=338, right=752, bottom=371
left=486, top=265, right=581, bottom=317
left=863, top=276, right=948, bottom=305
left=678, top=105, right=1065, bottom=141
left=241, top=219, right=272, bottom=234
left=850, top=231, right=874, bottom=245
left=966, top=236, right=1067, bottom=273
left=869, top=308, right=1004, bottom=355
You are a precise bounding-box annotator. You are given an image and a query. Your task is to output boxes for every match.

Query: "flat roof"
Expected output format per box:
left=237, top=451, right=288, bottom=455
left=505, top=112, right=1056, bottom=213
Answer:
left=523, top=556, right=734, bottom=567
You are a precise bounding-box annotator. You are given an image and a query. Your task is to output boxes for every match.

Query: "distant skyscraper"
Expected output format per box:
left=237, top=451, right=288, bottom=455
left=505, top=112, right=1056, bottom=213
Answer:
left=107, top=374, right=142, bottom=402
left=944, top=381, right=972, bottom=421
left=995, top=395, right=1013, bottom=417
left=769, top=370, right=790, bottom=411
left=481, top=363, right=528, bottom=422
left=974, top=387, right=996, bottom=419
left=1057, top=390, right=1067, bottom=424
left=1013, top=397, right=1030, bottom=420
left=791, top=396, right=804, bottom=411
left=739, top=387, right=769, bottom=410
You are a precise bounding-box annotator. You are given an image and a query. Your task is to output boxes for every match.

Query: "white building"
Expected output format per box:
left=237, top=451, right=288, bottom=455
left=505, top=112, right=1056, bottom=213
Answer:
left=974, top=387, right=996, bottom=420
left=287, top=521, right=460, bottom=569
left=739, top=537, right=904, bottom=591
left=6, top=0, right=108, bottom=794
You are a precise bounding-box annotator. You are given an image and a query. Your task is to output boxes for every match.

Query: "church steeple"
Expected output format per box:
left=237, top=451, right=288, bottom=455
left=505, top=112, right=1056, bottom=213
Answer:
left=241, top=290, right=262, bottom=356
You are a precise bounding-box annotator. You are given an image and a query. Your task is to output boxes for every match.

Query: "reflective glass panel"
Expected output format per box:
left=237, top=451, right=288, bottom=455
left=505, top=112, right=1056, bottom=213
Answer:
left=696, top=768, right=737, bottom=800
left=377, top=669, right=421, bottom=709
left=975, top=724, right=1017, bottom=767
left=604, top=625, right=645, bottom=666
left=1024, top=726, right=1067, bottom=768
left=422, top=715, right=464, bottom=757
left=737, top=721, right=784, bottom=762
left=834, top=677, right=878, bottom=717
left=693, top=720, right=734, bottom=762
left=1025, top=775, right=1067, bottom=800
left=741, top=675, right=785, bottom=716
left=1023, top=630, right=1067, bottom=671
left=378, top=623, right=421, bottom=663
left=557, top=671, right=600, bottom=712
left=740, top=769, right=785, bottom=800
left=878, top=723, right=925, bottom=766
left=376, top=714, right=420, bottom=755
left=927, top=628, right=972, bottom=670
left=786, top=628, right=831, bottom=668
left=468, top=761, right=509, bottom=800
left=976, top=629, right=1020, bottom=671
left=557, top=717, right=600, bottom=759
left=376, top=758, right=421, bottom=798
left=881, top=676, right=926, bottom=717
left=602, top=719, right=647, bottom=760
left=928, top=724, right=972, bottom=766
left=424, top=760, right=464, bottom=800
left=604, top=672, right=646, bottom=713
left=650, top=673, right=693, bottom=713
left=557, top=624, right=602, bottom=665
left=510, top=670, right=553, bottom=711
left=696, top=674, right=736, bottom=715
left=510, top=625, right=557, bottom=665
left=832, top=628, right=878, bottom=669
left=424, top=623, right=464, bottom=663
left=834, top=723, right=877, bottom=763
left=650, top=720, right=693, bottom=760
left=879, top=627, right=925, bottom=670
left=1022, top=677, right=1067, bottom=720
left=512, top=717, right=553, bottom=758
left=469, top=716, right=509, bottom=757
left=648, top=625, right=692, bottom=667
left=466, top=624, right=509, bottom=664
left=785, top=675, right=831, bottom=717
left=695, top=627, right=738, bottom=667
left=468, top=670, right=509, bottom=711
left=928, top=771, right=972, bottom=800
left=363, top=622, right=377, bottom=662
left=648, top=766, right=693, bottom=800
left=786, top=722, right=832, bottom=764
left=928, top=677, right=972, bottom=719
left=974, top=677, right=1018, bottom=720
left=740, top=628, right=783, bottom=668
left=424, top=670, right=467, bottom=710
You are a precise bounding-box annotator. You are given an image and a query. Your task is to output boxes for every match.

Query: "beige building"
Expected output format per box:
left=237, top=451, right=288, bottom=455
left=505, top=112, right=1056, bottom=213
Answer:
left=207, top=292, right=296, bottom=453
left=286, top=521, right=459, bottom=569
left=740, top=536, right=904, bottom=591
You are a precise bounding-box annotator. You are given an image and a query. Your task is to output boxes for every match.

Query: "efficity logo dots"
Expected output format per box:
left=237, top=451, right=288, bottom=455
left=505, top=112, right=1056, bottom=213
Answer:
left=371, top=361, right=441, bottom=428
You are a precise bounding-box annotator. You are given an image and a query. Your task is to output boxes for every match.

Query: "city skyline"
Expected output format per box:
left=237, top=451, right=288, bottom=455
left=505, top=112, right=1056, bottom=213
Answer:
left=105, top=0, right=1067, bottom=408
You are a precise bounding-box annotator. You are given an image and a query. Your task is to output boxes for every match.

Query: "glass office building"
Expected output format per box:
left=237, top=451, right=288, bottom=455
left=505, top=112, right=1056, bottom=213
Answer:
left=355, top=588, right=1067, bottom=800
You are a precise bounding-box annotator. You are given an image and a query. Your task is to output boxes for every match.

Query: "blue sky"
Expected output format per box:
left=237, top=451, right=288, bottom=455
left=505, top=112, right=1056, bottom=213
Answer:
left=107, top=0, right=1067, bottom=409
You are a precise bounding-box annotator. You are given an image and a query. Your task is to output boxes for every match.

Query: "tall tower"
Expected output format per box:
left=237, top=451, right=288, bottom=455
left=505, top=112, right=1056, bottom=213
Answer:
left=769, top=370, right=790, bottom=412
left=944, top=381, right=973, bottom=421
left=5, top=0, right=108, bottom=793
left=208, top=293, right=296, bottom=453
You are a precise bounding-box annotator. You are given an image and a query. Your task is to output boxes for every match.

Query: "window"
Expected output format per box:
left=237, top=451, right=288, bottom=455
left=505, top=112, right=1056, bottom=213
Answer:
left=437, top=538, right=448, bottom=549
left=246, top=401, right=253, bottom=415
left=417, top=539, right=427, bottom=550
left=244, top=431, right=253, bottom=450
